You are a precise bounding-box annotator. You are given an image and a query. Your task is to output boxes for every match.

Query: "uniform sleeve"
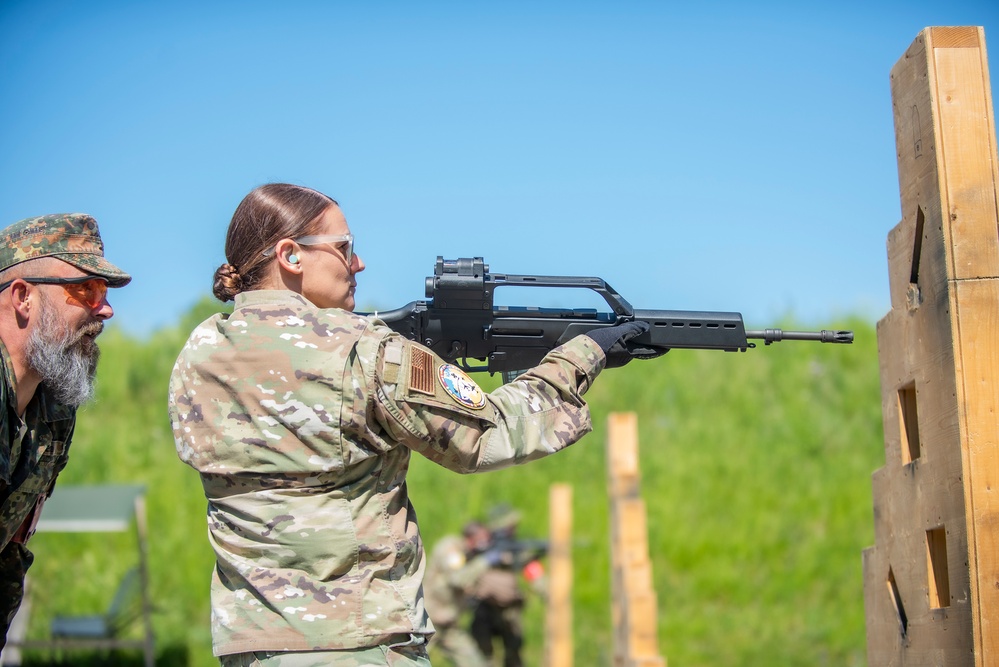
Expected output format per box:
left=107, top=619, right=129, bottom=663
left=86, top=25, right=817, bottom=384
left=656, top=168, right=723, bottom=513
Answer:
left=371, top=332, right=606, bottom=473
left=453, top=553, right=493, bottom=592
left=0, top=541, right=32, bottom=648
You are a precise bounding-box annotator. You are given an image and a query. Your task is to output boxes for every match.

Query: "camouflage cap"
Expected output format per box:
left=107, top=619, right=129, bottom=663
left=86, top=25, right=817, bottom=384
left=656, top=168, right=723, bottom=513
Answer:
left=486, top=504, right=522, bottom=532
left=0, top=213, right=131, bottom=287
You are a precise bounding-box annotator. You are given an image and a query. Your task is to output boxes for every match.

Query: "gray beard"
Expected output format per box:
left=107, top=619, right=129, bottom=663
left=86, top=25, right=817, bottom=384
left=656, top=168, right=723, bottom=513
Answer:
left=25, top=297, right=101, bottom=407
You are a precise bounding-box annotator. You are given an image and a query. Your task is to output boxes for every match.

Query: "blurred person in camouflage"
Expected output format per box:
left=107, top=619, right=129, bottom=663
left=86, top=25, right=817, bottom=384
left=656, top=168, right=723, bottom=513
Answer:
left=469, top=505, right=533, bottom=667
left=423, top=521, right=494, bottom=667
left=0, top=214, right=130, bottom=649
left=168, top=182, right=660, bottom=666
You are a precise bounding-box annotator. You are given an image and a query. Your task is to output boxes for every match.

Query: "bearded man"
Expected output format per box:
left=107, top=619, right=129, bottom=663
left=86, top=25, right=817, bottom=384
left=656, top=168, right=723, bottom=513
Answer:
left=0, top=213, right=130, bottom=648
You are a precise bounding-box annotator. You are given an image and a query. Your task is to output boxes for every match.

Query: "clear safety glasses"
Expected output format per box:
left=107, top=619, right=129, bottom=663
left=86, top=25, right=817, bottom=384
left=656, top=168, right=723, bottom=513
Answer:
left=0, top=275, right=109, bottom=310
left=263, top=234, right=354, bottom=266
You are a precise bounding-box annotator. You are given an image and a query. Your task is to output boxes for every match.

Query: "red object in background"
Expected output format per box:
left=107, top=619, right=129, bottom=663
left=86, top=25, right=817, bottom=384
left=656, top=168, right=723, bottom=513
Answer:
left=523, top=560, right=544, bottom=582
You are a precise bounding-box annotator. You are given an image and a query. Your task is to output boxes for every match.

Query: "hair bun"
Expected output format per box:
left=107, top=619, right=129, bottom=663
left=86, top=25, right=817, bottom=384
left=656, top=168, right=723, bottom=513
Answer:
left=213, top=263, right=244, bottom=302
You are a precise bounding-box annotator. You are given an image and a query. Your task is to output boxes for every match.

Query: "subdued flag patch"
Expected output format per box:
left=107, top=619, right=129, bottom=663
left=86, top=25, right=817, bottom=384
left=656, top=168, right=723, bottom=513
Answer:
left=410, top=347, right=436, bottom=396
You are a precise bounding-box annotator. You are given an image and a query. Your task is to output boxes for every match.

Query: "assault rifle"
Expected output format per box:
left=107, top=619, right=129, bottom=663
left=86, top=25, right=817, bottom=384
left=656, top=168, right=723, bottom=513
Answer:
left=370, top=257, right=853, bottom=375
left=487, top=538, right=549, bottom=569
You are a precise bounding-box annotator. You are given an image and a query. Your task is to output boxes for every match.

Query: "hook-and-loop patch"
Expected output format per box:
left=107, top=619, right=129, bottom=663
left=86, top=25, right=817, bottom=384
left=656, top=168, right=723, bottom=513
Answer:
left=438, top=364, right=486, bottom=410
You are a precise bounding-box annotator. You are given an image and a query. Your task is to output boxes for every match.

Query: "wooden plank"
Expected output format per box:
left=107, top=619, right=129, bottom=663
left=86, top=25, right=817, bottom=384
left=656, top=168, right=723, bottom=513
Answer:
left=618, top=499, right=651, bottom=565
left=868, top=294, right=974, bottom=665
left=626, top=592, right=661, bottom=656
left=546, top=483, right=573, bottom=667
left=606, top=412, right=666, bottom=667
left=953, top=280, right=999, bottom=661
left=888, top=30, right=946, bottom=309
left=865, top=25, right=999, bottom=667
left=931, top=29, right=999, bottom=281
left=608, top=412, right=641, bottom=498
left=929, top=26, right=999, bottom=667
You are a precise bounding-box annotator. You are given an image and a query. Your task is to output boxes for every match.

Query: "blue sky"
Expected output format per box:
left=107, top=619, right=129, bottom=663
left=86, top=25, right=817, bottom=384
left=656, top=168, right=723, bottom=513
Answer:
left=2, top=1, right=997, bottom=337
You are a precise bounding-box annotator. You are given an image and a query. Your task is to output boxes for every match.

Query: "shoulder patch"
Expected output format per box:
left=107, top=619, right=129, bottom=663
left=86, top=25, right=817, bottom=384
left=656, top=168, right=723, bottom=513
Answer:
left=384, top=341, right=403, bottom=366
left=410, top=347, right=436, bottom=396
left=444, top=550, right=467, bottom=570
left=439, top=364, right=487, bottom=410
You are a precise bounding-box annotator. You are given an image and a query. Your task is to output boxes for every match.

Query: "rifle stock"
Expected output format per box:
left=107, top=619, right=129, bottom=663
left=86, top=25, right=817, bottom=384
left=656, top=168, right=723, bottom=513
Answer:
left=367, top=257, right=853, bottom=374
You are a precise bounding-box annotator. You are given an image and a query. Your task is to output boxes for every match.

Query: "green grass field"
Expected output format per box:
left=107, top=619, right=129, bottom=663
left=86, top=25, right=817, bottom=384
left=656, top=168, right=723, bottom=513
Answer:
left=18, top=302, right=881, bottom=667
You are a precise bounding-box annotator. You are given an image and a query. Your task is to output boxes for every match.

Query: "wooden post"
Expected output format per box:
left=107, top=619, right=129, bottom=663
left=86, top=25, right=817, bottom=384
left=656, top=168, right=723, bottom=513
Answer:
left=862, top=26, right=999, bottom=667
left=134, top=494, right=156, bottom=667
left=607, top=412, right=666, bottom=667
left=546, top=483, right=573, bottom=667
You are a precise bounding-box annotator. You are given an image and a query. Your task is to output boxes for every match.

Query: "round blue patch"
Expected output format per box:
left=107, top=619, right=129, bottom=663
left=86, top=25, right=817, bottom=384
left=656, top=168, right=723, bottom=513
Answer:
left=438, top=364, right=487, bottom=410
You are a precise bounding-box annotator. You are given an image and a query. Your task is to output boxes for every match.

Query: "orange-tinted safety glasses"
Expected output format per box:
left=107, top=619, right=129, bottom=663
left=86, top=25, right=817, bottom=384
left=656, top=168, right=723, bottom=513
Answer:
left=0, top=275, right=109, bottom=310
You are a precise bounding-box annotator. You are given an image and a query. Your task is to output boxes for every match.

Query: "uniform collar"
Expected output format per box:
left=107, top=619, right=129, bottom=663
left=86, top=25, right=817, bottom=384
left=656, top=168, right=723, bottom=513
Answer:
left=0, top=337, right=19, bottom=415
left=234, top=289, right=317, bottom=310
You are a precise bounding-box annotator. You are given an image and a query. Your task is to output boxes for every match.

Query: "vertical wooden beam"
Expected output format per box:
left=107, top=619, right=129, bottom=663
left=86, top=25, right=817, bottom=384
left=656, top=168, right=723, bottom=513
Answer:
left=863, top=26, right=999, bottom=667
left=607, top=412, right=666, bottom=667
left=134, top=494, right=156, bottom=667
left=546, top=483, right=573, bottom=667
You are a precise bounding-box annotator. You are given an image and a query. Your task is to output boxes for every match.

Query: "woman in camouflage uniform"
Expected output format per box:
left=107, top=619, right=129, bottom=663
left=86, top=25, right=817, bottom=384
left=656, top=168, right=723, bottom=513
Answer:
left=168, top=183, right=651, bottom=666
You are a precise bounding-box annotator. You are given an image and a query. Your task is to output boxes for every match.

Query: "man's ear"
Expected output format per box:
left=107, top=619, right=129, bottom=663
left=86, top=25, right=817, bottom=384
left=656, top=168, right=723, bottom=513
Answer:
left=7, top=280, right=32, bottom=326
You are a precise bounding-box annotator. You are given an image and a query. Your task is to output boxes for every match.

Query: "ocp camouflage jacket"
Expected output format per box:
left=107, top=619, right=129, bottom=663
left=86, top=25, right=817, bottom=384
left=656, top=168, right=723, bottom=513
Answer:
left=168, top=289, right=605, bottom=656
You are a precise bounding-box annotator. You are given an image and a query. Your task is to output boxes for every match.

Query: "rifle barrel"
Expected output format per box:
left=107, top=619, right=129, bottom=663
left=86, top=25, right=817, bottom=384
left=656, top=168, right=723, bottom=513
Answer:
left=745, top=329, right=854, bottom=345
